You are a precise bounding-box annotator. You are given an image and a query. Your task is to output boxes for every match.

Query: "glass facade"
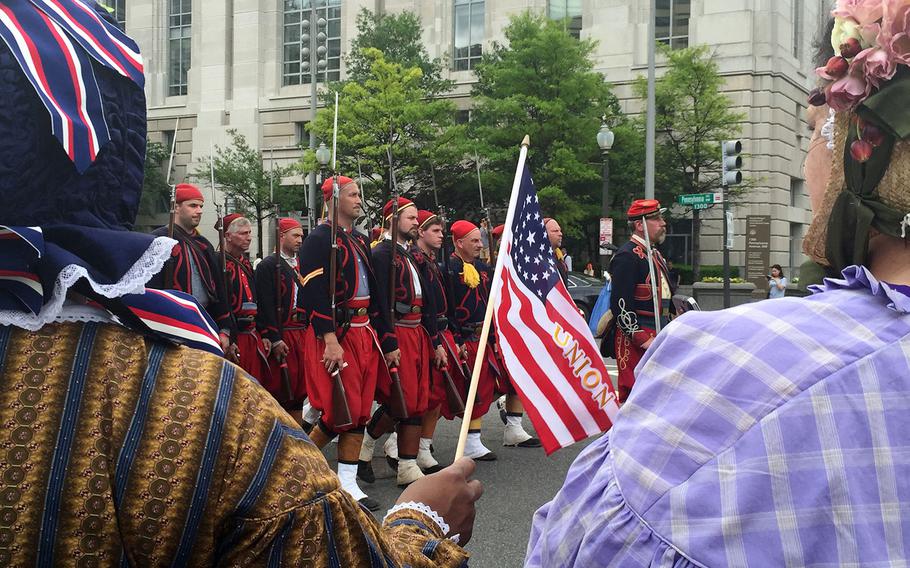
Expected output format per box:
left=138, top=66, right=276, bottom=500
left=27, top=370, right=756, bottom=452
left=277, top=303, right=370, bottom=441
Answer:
left=283, top=0, right=342, bottom=86
left=454, top=0, right=484, bottom=71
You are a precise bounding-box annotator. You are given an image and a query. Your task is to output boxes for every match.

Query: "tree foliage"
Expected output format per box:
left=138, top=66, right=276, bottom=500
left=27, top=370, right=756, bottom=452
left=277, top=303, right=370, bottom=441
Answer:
left=305, top=48, right=459, bottom=225
left=138, top=141, right=171, bottom=217
left=345, top=8, right=453, bottom=97
left=467, top=12, right=622, bottom=261
left=195, top=130, right=292, bottom=258
left=633, top=44, right=747, bottom=279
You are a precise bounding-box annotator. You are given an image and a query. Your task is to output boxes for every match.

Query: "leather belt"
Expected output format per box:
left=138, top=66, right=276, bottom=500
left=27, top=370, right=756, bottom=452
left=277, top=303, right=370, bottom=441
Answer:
left=395, top=302, right=422, bottom=316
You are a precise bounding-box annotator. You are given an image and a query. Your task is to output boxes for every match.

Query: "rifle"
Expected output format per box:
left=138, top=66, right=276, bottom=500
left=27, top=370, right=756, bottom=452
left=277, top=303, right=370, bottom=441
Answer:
left=210, top=146, right=239, bottom=363
left=328, top=91, right=353, bottom=429
left=164, top=117, right=181, bottom=288
left=430, top=164, right=466, bottom=413
left=271, top=157, right=294, bottom=405
left=474, top=153, right=496, bottom=265
left=384, top=143, right=409, bottom=420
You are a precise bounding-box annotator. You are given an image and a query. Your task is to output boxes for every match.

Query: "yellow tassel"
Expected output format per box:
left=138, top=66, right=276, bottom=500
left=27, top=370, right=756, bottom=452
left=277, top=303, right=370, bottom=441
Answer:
left=462, top=262, right=480, bottom=289
left=555, top=247, right=564, bottom=261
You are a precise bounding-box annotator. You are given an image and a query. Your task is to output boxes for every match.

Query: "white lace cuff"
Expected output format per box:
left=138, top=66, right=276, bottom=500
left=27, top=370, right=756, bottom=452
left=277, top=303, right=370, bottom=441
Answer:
left=384, top=502, right=459, bottom=544
left=0, top=235, right=176, bottom=330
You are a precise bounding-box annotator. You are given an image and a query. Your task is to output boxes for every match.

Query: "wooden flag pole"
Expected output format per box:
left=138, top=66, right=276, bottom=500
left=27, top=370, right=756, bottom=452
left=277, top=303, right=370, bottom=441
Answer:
left=455, top=135, right=531, bottom=460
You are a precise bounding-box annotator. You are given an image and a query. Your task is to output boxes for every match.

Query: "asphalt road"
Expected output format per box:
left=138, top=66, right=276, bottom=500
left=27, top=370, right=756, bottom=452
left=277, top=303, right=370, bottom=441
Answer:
left=324, top=359, right=619, bottom=568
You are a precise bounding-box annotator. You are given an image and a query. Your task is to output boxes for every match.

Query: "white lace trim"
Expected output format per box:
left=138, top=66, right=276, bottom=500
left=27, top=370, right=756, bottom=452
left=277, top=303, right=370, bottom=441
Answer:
left=0, top=236, right=177, bottom=331
left=384, top=501, right=457, bottom=543
left=52, top=302, right=116, bottom=324
left=821, top=107, right=836, bottom=150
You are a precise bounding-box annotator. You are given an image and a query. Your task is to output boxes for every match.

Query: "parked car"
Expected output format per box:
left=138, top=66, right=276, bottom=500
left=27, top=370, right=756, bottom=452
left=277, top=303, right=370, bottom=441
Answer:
left=566, top=271, right=605, bottom=322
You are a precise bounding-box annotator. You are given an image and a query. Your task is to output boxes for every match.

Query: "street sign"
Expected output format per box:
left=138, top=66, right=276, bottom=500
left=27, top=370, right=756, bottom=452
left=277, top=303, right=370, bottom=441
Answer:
left=678, top=193, right=715, bottom=206
left=599, top=217, right=614, bottom=256
left=725, top=211, right=734, bottom=249
left=693, top=203, right=714, bottom=210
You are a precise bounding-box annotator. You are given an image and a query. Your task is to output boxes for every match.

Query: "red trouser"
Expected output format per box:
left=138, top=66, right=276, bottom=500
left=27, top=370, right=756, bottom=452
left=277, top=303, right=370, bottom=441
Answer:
left=431, top=329, right=467, bottom=420
left=304, top=318, right=382, bottom=431
left=236, top=328, right=269, bottom=384
left=462, top=338, right=501, bottom=419
left=376, top=315, right=431, bottom=417
left=614, top=327, right=655, bottom=403
left=264, top=326, right=308, bottom=406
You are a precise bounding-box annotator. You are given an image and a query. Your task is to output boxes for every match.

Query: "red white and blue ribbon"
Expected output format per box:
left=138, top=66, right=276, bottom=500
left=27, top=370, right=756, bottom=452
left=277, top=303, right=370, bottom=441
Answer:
left=0, top=0, right=144, bottom=173
left=0, top=225, right=44, bottom=314
left=120, top=289, right=225, bottom=357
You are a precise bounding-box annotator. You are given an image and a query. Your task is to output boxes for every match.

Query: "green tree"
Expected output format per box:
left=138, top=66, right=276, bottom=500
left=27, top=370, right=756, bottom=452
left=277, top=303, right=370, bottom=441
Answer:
left=138, top=141, right=171, bottom=218
left=345, top=8, right=454, bottom=97
left=633, top=44, right=747, bottom=281
left=195, top=130, right=292, bottom=258
left=305, top=48, right=458, bottom=225
left=467, top=12, right=622, bottom=263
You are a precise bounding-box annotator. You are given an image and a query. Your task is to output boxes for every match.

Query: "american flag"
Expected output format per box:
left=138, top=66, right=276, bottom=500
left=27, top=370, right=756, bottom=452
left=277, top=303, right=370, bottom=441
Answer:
left=0, top=0, right=144, bottom=172
left=493, top=162, right=619, bottom=454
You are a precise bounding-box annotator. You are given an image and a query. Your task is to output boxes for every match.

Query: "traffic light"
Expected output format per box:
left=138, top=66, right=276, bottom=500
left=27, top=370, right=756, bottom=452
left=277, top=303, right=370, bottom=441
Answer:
left=721, top=140, right=743, bottom=186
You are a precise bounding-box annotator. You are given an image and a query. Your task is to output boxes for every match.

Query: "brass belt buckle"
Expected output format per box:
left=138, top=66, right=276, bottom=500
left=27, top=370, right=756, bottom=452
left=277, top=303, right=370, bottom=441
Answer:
left=356, top=307, right=367, bottom=316
left=410, top=305, right=421, bottom=314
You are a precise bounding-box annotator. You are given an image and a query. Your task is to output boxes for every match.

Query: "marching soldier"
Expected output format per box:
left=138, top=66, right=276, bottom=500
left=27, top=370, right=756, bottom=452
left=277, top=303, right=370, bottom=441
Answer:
left=609, top=199, right=671, bottom=402
left=544, top=217, right=569, bottom=285
left=446, top=220, right=540, bottom=460
left=415, top=210, right=463, bottom=472
left=255, top=217, right=308, bottom=414
left=149, top=183, right=234, bottom=351
left=299, top=176, right=390, bottom=511
left=219, top=214, right=270, bottom=381
left=359, top=198, right=443, bottom=487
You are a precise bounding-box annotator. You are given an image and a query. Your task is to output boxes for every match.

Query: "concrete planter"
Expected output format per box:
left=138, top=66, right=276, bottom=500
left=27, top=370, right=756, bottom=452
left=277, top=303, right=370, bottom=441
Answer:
left=692, top=282, right=757, bottom=311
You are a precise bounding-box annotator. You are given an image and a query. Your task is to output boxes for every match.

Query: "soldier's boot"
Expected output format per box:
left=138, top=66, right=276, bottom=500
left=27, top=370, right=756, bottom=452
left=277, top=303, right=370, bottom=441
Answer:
left=383, top=432, right=399, bottom=471
left=417, top=437, right=443, bottom=474
left=463, top=419, right=497, bottom=461
left=396, top=421, right=425, bottom=487
left=338, top=432, right=380, bottom=511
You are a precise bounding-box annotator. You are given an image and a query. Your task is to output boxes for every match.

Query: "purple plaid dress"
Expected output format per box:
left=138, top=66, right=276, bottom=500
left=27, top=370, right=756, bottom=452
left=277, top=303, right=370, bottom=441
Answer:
left=527, top=266, right=910, bottom=567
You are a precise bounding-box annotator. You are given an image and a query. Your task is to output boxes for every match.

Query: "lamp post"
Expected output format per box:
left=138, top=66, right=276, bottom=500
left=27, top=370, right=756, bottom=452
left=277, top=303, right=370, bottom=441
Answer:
left=315, top=142, right=331, bottom=202
left=302, top=1, right=328, bottom=232
left=597, top=116, right=615, bottom=274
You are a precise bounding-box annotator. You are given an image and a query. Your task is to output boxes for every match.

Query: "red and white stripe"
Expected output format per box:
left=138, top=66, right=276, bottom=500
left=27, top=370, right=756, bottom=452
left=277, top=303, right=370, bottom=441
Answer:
left=496, top=255, right=618, bottom=453
left=37, top=0, right=131, bottom=78
left=38, top=10, right=98, bottom=157
left=0, top=4, right=73, bottom=157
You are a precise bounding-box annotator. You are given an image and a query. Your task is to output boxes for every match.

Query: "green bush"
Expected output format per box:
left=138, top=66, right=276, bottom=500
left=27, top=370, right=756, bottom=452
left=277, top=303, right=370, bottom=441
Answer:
left=674, top=264, right=740, bottom=285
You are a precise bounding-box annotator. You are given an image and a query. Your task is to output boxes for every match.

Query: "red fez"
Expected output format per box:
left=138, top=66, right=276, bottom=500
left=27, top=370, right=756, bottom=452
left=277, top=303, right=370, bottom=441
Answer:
left=417, top=209, right=439, bottom=229
left=220, top=213, right=242, bottom=231
left=492, top=224, right=504, bottom=239
left=383, top=197, right=415, bottom=219
left=451, top=220, right=479, bottom=241
left=627, top=199, right=665, bottom=219
left=278, top=217, right=302, bottom=234
left=175, top=183, right=204, bottom=203
left=320, top=175, right=356, bottom=202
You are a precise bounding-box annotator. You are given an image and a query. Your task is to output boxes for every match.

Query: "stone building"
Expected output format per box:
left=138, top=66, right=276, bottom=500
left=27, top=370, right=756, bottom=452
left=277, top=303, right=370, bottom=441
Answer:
left=125, top=0, right=827, bottom=282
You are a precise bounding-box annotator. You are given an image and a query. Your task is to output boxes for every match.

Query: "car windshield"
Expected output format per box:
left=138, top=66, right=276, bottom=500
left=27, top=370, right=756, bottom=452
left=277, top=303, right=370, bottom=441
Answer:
left=568, top=272, right=602, bottom=286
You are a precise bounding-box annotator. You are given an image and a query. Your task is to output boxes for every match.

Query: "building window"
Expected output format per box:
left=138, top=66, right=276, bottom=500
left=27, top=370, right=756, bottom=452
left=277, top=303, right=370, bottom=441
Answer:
left=455, top=110, right=471, bottom=124
left=168, top=0, right=191, bottom=96
left=656, top=0, right=690, bottom=49
left=295, top=121, right=309, bottom=145
left=548, top=0, right=582, bottom=39
left=792, top=0, right=804, bottom=60
left=112, top=0, right=126, bottom=30
left=454, top=0, right=484, bottom=71
left=283, top=0, right=342, bottom=87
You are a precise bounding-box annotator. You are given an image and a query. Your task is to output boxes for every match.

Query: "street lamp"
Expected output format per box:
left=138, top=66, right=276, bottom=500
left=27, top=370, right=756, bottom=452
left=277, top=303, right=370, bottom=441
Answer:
left=315, top=142, right=331, bottom=188
left=597, top=116, right=615, bottom=274
left=302, top=1, right=329, bottom=232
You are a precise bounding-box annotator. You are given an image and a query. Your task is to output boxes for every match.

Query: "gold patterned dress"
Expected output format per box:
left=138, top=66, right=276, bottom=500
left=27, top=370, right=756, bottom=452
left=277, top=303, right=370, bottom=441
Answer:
left=0, top=322, right=468, bottom=567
